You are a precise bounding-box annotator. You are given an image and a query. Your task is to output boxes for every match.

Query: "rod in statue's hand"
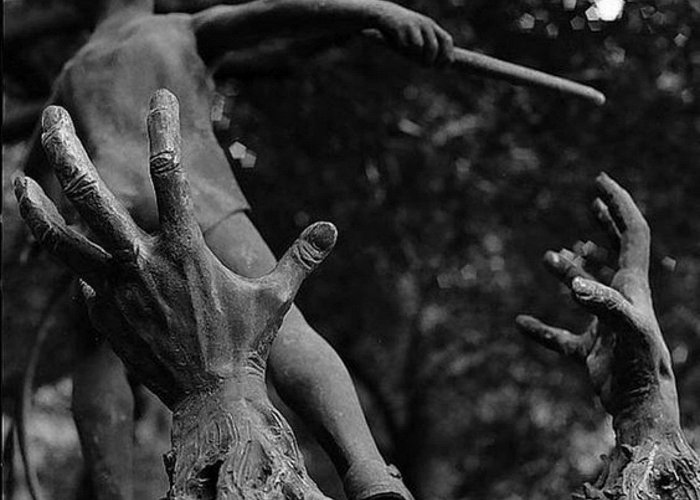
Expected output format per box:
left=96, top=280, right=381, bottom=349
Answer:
left=450, top=49, right=606, bottom=105
left=362, top=29, right=606, bottom=105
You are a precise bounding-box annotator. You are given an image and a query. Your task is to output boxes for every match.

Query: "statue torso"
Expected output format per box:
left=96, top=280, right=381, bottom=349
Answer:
left=50, top=12, right=248, bottom=231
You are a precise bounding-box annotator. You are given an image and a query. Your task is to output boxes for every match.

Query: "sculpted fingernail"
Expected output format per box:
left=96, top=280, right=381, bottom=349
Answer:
left=303, top=222, right=338, bottom=253
left=572, top=277, right=592, bottom=295
left=41, top=106, right=72, bottom=134
left=515, top=315, right=534, bottom=329
left=149, top=88, right=178, bottom=112
left=290, top=223, right=337, bottom=271
left=595, top=172, right=612, bottom=188
left=544, top=250, right=559, bottom=266
left=148, top=89, right=179, bottom=117
left=148, top=90, right=180, bottom=167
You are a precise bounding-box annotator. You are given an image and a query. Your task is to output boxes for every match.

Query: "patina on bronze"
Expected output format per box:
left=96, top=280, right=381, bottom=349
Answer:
left=3, top=1, right=606, bottom=144
left=517, top=174, right=700, bottom=498
left=4, top=1, right=607, bottom=498
left=15, top=90, right=338, bottom=500
left=6, top=1, right=460, bottom=498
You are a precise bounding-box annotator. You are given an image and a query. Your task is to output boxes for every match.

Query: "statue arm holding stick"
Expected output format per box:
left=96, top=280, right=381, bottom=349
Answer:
left=192, top=0, right=604, bottom=104
left=191, top=0, right=455, bottom=66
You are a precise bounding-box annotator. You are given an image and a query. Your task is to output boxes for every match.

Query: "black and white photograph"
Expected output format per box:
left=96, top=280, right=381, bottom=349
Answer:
left=2, top=0, right=699, bottom=498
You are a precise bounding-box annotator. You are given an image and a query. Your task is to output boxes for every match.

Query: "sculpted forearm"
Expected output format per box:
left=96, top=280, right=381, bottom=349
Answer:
left=193, top=0, right=375, bottom=59
left=193, top=0, right=453, bottom=65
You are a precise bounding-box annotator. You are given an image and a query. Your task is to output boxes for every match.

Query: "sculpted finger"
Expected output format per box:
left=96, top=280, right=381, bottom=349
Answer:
left=571, top=277, right=645, bottom=332
left=147, top=89, right=199, bottom=240
left=595, top=172, right=650, bottom=275
left=41, top=106, right=141, bottom=252
left=574, top=240, right=609, bottom=267
left=516, top=315, right=590, bottom=360
left=408, top=25, right=425, bottom=61
left=436, top=26, right=454, bottom=66
left=591, top=197, right=621, bottom=248
left=262, top=222, right=338, bottom=306
left=14, top=175, right=111, bottom=281
left=421, top=24, right=439, bottom=65
left=543, top=249, right=595, bottom=286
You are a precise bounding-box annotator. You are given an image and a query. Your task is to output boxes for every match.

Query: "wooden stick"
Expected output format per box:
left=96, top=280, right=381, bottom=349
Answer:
left=452, top=48, right=606, bottom=105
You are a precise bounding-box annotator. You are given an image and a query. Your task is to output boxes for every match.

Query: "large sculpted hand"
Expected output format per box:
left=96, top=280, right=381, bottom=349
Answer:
left=372, top=1, right=454, bottom=66
left=14, top=89, right=336, bottom=500
left=517, top=174, right=700, bottom=498
left=517, top=174, right=678, bottom=438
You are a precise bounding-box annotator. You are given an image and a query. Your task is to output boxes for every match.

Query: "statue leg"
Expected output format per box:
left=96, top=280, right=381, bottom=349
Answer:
left=73, top=338, right=134, bottom=500
left=205, top=212, right=413, bottom=500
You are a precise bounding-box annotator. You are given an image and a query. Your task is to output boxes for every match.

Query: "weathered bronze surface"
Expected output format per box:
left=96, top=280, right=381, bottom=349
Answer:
left=4, top=0, right=459, bottom=498
left=16, top=90, right=338, bottom=499
left=4, top=1, right=614, bottom=498
left=517, top=174, right=700, bottom=499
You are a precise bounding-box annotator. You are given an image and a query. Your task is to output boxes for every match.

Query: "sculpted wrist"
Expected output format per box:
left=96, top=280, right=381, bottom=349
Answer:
left=172, top=373, right=265, bottom=414
left=166, top=378, right=328, bottom=500
left=367, top=0, right=398, bottom=28
left=610, top=380, right=681, bottom=446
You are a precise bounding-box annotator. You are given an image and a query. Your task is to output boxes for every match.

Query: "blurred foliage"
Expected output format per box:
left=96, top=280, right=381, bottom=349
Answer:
left=3, top=0, right=700, bottom=499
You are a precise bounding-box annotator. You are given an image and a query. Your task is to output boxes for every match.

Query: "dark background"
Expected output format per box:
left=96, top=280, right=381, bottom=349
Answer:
left=3, top=0, right=699, bottom=498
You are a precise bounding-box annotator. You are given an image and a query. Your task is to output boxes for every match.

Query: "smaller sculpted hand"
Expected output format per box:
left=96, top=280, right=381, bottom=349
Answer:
left=516, top=174, right=680, bottom=443
left=14, top=89, right=336, bottom=500
left=373, top=2, right=454, bottom=66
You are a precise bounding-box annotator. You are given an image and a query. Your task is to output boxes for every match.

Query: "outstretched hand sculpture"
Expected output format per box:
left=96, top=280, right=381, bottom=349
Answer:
left=8, top=1, right=454, bottom=496
left=517, top=174, right=700, bottom=498
left=14, top=89, right=337, bottom=499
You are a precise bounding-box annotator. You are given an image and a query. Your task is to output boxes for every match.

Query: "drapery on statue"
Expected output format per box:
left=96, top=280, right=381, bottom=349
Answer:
left=516, top=174, right=700, bottom=498
left=6, top=1, right=460, bottom=499
left=15, top=89, right=339, bottom=499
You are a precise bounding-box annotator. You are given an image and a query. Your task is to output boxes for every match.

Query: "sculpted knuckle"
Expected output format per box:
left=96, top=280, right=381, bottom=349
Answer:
left=40, top=124, right=62, bottom=145
left=40, top=132, right=63, bottom=164
left=150, top=151, right=180, bottom=175
left=36, top=222, right=60, bottom=252
left=42, top=126, right=73, bottom=156
left=162, top=229, right=200, bottom=258
left=291, top=241, right=322, bottom=272
left=112, top=241, right=144, bottom=270
left=260, top=284, right=291, bottom=307
left=63, top=169, right=99, bottom=201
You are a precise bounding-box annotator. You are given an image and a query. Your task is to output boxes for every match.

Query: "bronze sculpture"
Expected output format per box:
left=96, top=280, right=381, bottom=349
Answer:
left=7, top=0, right=460, bottom=497
left=16, top=90, right=338, bottom=500
left=3, top=0, right=612, bottom=497
left=517, top=174, right=700, bottom=498
left=16, top=101, right=700, bottom=496
left=6, top=0, right=700, bottom=492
